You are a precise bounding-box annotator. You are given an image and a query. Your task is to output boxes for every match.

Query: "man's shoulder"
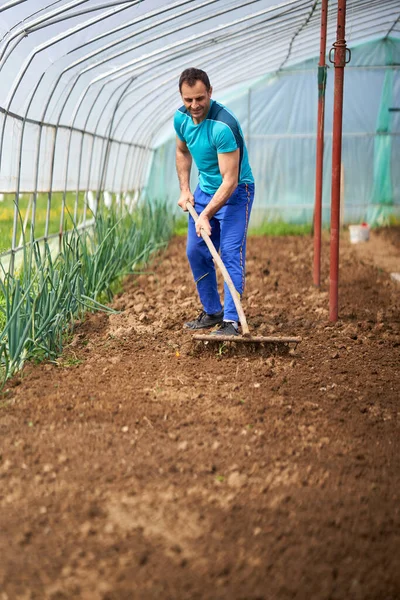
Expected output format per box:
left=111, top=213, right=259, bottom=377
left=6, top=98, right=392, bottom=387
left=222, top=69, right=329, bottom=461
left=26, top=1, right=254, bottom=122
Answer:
left=207, top=101, right=242, bottom=145
left=208, top=101, right=238, bottom=127
left=174, top=105, right=190, bottom=120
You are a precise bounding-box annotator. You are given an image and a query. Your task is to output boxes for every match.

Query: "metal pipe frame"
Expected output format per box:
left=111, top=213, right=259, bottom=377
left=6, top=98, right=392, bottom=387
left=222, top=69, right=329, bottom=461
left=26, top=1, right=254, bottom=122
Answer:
left=0, top=0, right=142, bottom=192
left=110, top=9, right=315, bottom=137
left=1, top=0, right=239, bottom=247
left=97, top=0, right=400, bottom=188
left=0, top=0, right=91, bottom=65
left=1, top=0, right=399, bottom=273
left=118, top=1, right=353, bottom=189
left=23, top=0, right=307, bottom=227
left=329, top=0, right=348, bottom=321
left=313, top=0, right=328, bottom=287
left=47, top=0, right=286, bottom=135
left=118, top=26, right=314, bottom=189
left=0, top=0, right=29, bottom=12
left=74, top=2, right=307, bottom=198
left=0, top=1, right=142, bottom=272
left=62, top=0, right=310, bottom=156
left=0, top=0, right=139, bottom=66
left=109, top=12, right=314, bottom=189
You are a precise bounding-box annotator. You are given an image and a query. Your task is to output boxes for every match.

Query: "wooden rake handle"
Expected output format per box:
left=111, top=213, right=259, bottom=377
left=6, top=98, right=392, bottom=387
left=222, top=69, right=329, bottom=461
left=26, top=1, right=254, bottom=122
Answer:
left=186, top=202, right=250, bottom=336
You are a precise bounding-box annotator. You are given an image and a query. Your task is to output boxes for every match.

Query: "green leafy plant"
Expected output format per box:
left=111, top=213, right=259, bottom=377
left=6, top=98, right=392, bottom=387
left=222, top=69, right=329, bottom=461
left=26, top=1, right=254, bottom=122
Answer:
left=0, top=199, right=174, bottom=384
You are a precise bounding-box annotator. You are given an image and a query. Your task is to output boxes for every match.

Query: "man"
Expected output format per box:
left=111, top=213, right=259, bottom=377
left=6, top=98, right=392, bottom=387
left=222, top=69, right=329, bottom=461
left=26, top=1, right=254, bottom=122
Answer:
left=174, top=67, right=255, bottom=336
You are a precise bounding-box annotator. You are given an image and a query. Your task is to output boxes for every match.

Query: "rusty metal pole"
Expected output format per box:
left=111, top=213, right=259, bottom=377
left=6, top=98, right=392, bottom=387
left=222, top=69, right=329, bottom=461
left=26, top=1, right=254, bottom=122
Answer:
left=329, top=0, right=349, bottom=321
left=313, top=0, right=328, bottom=287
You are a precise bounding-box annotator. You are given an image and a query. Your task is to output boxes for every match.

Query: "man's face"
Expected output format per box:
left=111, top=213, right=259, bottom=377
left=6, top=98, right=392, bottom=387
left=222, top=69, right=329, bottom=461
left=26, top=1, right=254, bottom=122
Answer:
left=180, top=80, right=212, bottom=124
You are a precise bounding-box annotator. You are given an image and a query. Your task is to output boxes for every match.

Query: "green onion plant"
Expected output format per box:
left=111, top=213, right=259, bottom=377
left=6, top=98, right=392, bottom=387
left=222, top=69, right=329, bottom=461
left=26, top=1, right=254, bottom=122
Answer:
left=0, top=199, right=173, bottom=384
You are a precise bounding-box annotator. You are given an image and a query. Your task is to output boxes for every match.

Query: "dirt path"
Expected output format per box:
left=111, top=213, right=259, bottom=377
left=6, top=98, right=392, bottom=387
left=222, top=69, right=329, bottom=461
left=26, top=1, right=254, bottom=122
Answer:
left=1, top=229, right=399, bottom=600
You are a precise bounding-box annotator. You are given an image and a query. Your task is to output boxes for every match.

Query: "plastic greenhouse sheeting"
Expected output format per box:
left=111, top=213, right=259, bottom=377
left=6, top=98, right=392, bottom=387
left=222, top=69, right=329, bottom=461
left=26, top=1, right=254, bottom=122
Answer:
left=0, top=0, right=399, bottom=226
left=147, top=36, right=400, bottom=226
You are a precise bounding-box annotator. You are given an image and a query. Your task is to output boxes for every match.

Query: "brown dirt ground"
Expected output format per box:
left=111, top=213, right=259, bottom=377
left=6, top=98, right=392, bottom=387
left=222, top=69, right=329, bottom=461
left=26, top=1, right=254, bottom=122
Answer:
left=1, top=227, right=399, bottom=600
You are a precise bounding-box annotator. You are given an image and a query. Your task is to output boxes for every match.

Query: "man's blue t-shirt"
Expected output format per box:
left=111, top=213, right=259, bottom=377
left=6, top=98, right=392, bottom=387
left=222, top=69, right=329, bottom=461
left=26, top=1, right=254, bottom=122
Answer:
left=174, top=99, right=254, bottom=195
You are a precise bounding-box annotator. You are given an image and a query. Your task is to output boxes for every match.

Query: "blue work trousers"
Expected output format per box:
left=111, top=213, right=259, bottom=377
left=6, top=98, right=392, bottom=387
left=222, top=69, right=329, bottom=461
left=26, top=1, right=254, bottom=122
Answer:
left=186, top=182, right=254, bottom=322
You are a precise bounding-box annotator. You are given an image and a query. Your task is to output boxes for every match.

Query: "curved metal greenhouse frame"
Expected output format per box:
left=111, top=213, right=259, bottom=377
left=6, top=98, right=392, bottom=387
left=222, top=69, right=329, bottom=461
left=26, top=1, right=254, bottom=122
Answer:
left=0, top=0, right=399, bottom=273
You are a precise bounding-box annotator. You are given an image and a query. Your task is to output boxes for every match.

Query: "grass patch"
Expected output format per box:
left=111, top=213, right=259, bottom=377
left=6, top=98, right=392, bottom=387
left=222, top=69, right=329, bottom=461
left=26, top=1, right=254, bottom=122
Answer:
left=174, top=214, right=189, bottom=236
left=173, top=215, right=313, bottom=237
left=249, top=221, right=313, bottom=236
left=0, top=192, right=90, bottom=253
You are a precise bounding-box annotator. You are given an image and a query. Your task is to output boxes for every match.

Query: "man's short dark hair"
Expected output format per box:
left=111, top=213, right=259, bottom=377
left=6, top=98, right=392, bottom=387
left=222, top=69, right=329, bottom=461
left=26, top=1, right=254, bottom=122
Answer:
left=179, top=68, right=211, bottom=93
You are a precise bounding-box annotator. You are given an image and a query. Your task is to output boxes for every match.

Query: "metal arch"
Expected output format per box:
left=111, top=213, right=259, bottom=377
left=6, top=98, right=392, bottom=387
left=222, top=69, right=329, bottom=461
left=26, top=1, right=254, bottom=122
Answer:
left=1, top=1, right=140, bottom=102
left=26, top=0, right=236, bottom=214
left=3, top=3, right=400, bottom=139
left=0, top=1, right=142, bottom=269
left=44, top=0, right=230, bottom=129
left=73, top=0, right=269, bottom=79
left=0, top=0, right=141, bottom=176
left=81, top=0, right=310, bottom=86
left=73, top=79, right=137, bottom=218
left=110, top=10, right=315, bottom=139
left=49, top=0, right=272, bottom=134
left=2, top=0, right=399, bottom=117
left=121, top=29, right=321, bottom=188
left=6, top=0, right=394, bottom=141
left=63, top=75, right=135, bottom=228
left=18, top=0, right=303, bottom=208
left=1, top=0, right=399, bottom=270
left=0, top=0, right=93, bottom=64
left=0, top=0, right=145, bottom=64
left=66, top=0, right=206, bottom=55
left=73, top=0, right=324, bottom=185
left=111, top=19, right=308, bottom=148
left=74, top=0, right=400, bottom=185
left=2, top=0, right=231, bottom=163
left=129, top=22, right=329, bottom=144
left=58, top=0, right=309, bottom=144
left=1, top=1, right=67, bottom=25
left=94, top=77, right=140, bottom=205
left=26, top=0, right=149, bottom=30
left=55, top=75, right=142, bottom=237
left=2, top=0, right=257, bottom=120
left=0, top=0, right=29, bottom=13
left=107, top=8, right=317, bottom=146
left=1, top=0, right=316, bottom=156
left=132, top=6, right=400, bottom=190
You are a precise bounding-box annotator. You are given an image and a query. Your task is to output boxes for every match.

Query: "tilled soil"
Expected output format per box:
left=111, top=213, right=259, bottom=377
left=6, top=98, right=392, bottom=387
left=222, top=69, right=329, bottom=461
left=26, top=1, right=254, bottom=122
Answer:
left=0, top=229, right=399, bottom=600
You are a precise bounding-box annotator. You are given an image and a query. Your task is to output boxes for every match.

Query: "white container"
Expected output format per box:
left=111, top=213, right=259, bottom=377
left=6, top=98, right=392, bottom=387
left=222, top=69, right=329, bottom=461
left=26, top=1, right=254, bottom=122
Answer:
left=349, top=223, right=370, bottom=244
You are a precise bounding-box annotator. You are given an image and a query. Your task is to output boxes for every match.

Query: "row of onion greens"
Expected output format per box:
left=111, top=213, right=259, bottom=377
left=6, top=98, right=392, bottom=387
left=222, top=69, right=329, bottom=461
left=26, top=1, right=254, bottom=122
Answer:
left=0, top=201, right=174, bottom=384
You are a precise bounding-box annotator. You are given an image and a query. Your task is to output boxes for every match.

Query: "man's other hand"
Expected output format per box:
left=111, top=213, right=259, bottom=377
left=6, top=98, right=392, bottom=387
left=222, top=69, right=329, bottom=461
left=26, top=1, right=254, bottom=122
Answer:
left=178, top=191, right=194, bottom=211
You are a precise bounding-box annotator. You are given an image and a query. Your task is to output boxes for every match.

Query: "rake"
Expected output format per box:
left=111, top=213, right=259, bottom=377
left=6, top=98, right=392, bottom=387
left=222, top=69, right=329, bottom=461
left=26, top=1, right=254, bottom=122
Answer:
left=186, top=203, right=301, bottom=348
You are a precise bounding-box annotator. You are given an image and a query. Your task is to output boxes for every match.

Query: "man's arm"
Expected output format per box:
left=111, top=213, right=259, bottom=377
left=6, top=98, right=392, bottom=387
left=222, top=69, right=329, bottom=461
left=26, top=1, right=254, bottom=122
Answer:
left=176, top=136, right=194, bottom=211
left=195, top=149, right=239, bottom=236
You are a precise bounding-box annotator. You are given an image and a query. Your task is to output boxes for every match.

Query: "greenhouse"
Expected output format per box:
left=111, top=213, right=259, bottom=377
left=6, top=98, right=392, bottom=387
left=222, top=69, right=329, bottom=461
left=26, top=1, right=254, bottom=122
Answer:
left=0, top=0, right=399, bottom=248
left=0, top=1, right=399, bottom=598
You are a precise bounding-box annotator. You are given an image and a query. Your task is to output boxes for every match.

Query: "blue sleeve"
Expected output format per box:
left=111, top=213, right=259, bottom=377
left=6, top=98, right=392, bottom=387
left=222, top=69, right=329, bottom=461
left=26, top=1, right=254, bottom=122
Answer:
left=174, top=111, right=185, bottom=141
left=214, top=123, right=239, bottom=153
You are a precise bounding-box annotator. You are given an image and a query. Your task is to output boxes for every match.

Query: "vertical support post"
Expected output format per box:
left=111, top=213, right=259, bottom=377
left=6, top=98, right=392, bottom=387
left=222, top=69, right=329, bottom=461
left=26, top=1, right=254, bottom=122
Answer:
left=329, top=0, right=349, bottom=321
left=313, top=0, right=328, bottom=287
left=340, top=161, right=345, bottom=230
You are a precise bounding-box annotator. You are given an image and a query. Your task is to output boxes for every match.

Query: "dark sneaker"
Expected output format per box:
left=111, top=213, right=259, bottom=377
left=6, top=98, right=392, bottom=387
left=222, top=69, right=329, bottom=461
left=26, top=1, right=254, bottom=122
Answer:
left=211, top=321, right=239, bottom=336
left=184, top=310, right=223, bottom=330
